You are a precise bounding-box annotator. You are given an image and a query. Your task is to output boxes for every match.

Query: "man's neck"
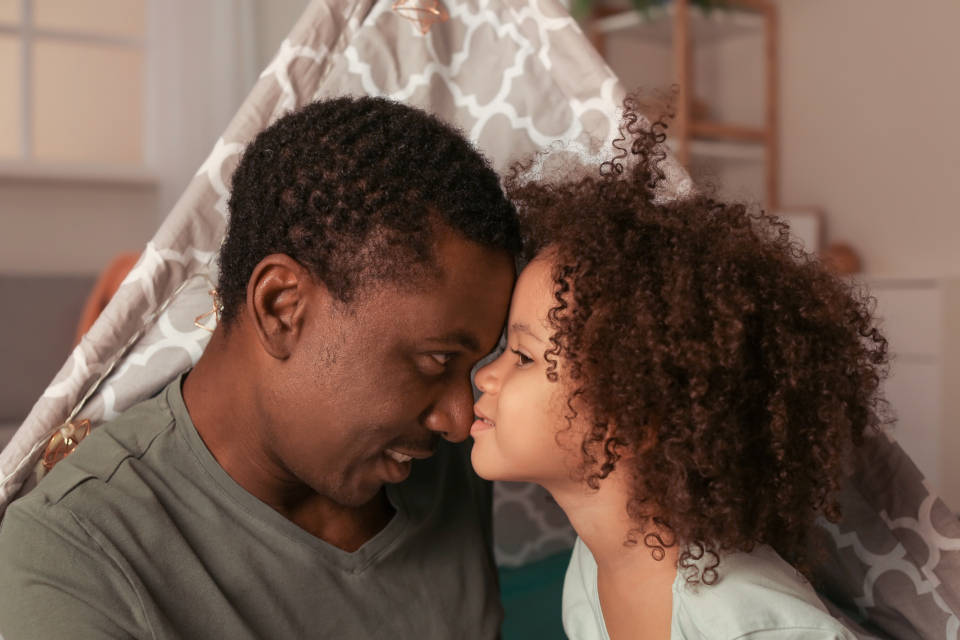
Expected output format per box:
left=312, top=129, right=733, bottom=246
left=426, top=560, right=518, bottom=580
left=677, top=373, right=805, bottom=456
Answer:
left=181, top=328, right=393, bottom=551
left=283, top=490, right=395, bottom=552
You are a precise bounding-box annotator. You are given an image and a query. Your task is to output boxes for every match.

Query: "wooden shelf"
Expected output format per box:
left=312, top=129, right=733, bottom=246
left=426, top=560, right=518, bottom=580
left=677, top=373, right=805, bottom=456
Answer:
left=690, top=120, right=766, bottom=143
left=587, top=0, right=778, bottom=207
left=590, top=4, right=764, bottom=44
left=0, top=160, right=158, bottom=186
left=668, top=138, right=764, bottom=162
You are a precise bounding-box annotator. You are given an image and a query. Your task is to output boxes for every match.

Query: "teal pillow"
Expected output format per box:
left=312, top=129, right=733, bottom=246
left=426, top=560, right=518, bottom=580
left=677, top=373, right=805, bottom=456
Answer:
left=498, top=549, right=573, bottom=639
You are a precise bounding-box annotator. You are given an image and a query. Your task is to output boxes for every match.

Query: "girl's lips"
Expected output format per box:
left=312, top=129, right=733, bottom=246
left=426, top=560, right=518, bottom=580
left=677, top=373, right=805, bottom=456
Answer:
left=470, top=417, right=495, bottom=436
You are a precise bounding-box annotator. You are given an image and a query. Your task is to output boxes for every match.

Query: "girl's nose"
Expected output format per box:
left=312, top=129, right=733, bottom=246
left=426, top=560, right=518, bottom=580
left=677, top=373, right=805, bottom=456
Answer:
left=473, top=358, right=500, bottom=394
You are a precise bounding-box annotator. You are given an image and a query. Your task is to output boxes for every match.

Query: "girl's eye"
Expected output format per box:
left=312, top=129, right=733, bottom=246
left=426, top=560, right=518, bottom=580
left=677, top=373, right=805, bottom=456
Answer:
left=511, top=349, right=533, bottom=367
left=431, top=353, right=453, bottom=366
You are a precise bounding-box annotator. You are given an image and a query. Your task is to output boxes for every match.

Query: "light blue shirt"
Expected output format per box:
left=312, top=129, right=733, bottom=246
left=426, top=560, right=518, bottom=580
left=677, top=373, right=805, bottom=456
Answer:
left=562, top=537, right=855, bottom=640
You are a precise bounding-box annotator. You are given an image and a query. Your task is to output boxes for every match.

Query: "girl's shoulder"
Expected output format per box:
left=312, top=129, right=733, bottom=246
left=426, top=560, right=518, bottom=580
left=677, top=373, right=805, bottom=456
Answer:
left=671, top=545, right=855, bottom=640
left=562, top=537, right=608, bottom=640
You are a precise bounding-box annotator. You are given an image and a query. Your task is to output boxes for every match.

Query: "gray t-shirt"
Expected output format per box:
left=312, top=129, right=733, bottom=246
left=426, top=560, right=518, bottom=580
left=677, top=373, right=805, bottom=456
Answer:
left=0, top=375, right=502, bottom=639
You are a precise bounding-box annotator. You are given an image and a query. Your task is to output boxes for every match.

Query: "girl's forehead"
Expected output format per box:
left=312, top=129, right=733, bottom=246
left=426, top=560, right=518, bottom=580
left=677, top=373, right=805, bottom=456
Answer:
left=510, top=256, right=556, bottom=333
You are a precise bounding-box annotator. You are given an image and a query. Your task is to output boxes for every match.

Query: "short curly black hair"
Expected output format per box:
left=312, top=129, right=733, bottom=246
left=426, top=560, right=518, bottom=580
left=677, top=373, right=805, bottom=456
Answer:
left=218, top=96, right=520, bottom=325
left=507, top=96, right=889, bottom=583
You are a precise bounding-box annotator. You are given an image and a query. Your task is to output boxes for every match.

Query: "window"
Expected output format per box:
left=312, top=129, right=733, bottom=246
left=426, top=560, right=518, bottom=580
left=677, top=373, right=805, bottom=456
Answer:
left=0, top=0, right=146, bottom=166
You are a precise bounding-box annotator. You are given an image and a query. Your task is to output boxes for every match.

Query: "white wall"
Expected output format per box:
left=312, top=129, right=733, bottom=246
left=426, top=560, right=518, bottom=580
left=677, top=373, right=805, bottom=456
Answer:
left=777, top=0, right=960, bottom=278
left=605, top=1, right=960, bottom=278
left=0, top=177, right=157, bottom=275
left=775, top=2, right=960, bottom=507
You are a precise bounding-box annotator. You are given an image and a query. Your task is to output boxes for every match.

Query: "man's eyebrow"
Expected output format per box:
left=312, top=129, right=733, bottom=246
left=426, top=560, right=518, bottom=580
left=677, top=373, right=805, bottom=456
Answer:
left=425, top=331, right=481, bottom=352
left=510, top=322, right=545, bottom=344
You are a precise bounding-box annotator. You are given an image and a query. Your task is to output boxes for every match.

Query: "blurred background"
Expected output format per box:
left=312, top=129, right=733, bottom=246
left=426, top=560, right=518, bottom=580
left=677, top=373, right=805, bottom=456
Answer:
left=0, top=0, right=958, bottom=510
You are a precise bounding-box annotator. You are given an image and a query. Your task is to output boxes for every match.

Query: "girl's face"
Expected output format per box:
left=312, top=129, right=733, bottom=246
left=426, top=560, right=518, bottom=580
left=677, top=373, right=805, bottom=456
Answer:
left=471, top=254, right=583, bottom=486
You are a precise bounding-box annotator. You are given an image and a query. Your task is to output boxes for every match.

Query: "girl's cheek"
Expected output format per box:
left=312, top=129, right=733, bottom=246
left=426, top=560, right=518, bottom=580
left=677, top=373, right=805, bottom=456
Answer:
left=502, top=389, right=542, bottom=427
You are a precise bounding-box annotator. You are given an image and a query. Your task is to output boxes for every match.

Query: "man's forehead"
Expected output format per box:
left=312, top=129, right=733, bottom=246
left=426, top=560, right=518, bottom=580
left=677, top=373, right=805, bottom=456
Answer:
left=356, top=276, right=510, bottom=354
left=332, top=229, right=515, bottom=340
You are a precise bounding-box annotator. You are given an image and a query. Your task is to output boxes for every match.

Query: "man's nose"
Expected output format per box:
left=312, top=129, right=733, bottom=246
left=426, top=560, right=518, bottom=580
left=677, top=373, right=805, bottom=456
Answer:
left=422, top=379, right=475, bottom=443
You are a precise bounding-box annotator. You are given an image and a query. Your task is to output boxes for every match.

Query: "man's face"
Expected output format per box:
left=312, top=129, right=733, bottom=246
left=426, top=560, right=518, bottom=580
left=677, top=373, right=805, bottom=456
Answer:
left=264, top=231, right=515, bottom=507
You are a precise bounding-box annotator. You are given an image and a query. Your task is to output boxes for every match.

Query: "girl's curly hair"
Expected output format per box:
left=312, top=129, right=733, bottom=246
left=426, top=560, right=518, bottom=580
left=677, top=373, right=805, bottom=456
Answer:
left=506, top=95, right=889, bottom=583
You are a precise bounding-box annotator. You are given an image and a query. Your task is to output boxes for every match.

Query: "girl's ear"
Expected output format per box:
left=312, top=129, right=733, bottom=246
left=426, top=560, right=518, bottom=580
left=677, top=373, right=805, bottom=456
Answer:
left=597, top=419, right=629, bottom=467
left=619, top=413, right=659, bottom=458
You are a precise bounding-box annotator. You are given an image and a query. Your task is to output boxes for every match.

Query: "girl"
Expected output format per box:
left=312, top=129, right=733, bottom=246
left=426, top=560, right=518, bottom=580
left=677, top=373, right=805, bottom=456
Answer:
left=471, top=102, right=886, bottom=640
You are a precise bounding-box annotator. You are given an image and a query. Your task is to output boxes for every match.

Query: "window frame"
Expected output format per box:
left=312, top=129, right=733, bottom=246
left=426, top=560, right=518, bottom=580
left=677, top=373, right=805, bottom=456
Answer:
left=0, top=0, right=154, bottom=183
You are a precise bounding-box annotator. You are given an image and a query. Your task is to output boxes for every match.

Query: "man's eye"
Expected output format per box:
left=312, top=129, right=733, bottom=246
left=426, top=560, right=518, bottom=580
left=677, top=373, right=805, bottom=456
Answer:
left=511, top=349, right=533, bottom=367
left=431, top=353, right=453, bottom=366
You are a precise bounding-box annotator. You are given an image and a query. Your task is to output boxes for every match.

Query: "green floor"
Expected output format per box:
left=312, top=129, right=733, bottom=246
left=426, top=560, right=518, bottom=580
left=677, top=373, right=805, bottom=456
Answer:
left=498, top=549, right=573, bottom=639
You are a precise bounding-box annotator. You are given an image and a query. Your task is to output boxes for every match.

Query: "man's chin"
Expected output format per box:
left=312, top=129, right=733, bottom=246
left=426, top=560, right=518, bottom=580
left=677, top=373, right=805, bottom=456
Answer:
left=328, top=482, right=386, bottom=509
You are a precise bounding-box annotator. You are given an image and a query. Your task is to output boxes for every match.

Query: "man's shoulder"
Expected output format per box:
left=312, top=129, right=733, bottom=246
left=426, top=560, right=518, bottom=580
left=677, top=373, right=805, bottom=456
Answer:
left=673, top=546, right=854, bottom=639
left=13, top=387, right=178, bottom=515
left=0, top=436, right=156, bottom=640
left=0, top=385, right=186, bottom=588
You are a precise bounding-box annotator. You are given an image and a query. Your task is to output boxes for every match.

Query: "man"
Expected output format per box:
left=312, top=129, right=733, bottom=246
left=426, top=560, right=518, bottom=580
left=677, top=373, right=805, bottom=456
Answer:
left=0, top=97, right=519, bottom=639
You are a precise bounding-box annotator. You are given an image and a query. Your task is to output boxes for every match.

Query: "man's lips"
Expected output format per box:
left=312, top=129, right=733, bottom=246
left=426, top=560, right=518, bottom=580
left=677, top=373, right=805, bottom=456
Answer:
left=383, top=447, right=434, bottom=464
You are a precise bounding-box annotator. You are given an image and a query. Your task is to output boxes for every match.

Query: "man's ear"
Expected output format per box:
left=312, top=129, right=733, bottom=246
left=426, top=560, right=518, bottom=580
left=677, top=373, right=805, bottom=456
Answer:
left=244, top=254, right=317, bottom=360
